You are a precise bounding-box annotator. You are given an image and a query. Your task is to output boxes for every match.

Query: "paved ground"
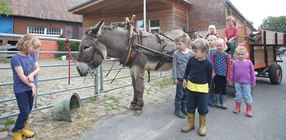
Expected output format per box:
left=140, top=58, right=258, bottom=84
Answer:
left=81, top=60, right=286, bottom=140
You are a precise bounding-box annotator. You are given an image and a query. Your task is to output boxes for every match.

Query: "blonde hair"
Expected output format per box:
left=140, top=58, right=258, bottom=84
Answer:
left=16, top=34, right=41, bottom=51
left=216, top=38, right=227, bottom=50
left=208, top=25, right=217, bottom=33
left=226, top=16, right=236, bottom=26
left=191, top=38, right=209, bottom=53
left=175, top=33, right=191, bottom=45
left=234, top=46, right=249, bottom=59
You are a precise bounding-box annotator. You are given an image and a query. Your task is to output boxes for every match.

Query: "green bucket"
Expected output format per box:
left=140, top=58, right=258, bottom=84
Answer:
left=52, top=93, right=81, bottom=122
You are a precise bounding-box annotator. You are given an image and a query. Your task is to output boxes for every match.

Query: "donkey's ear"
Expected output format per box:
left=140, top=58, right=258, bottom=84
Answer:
left=86, top=19, right=105, bottom=37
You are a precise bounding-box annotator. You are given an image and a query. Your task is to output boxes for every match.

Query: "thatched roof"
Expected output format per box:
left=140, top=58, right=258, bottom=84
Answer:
left=7, top=0, right=87, bottom=23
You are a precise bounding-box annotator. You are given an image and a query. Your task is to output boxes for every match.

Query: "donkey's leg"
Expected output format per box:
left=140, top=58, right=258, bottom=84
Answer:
left=130, top=53, right=147, bottom=115
left=129, top=68, right=137, bottom=110
left=133, top=65, right=145, bottom=112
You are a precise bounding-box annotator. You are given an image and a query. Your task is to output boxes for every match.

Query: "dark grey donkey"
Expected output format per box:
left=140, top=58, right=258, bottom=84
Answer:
left=76, top=19, right=185, bottom=115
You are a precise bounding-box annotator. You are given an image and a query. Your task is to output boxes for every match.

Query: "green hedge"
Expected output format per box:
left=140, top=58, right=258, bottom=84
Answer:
left=57, top=36, right=80, bottom=57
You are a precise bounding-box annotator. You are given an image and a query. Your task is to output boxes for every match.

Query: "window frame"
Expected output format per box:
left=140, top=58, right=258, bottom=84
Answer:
left=27, top=26, right=63, bottom=36
left=149, top=19, right=160, bottom=33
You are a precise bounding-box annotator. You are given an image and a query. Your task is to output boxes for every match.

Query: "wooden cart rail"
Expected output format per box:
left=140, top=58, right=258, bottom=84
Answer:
left=246, top=30, right=285, bottom=84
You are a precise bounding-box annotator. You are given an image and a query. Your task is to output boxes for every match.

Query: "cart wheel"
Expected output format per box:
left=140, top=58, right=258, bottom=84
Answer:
left=269, top=64, right=282, bottom=84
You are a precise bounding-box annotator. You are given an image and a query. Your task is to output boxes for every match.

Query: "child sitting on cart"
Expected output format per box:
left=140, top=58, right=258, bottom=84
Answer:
left=224, top=16, right=238, bottom=58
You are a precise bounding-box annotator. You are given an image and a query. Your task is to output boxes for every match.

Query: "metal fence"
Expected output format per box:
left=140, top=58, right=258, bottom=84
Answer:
left=0, top=33, right=171, bottom=120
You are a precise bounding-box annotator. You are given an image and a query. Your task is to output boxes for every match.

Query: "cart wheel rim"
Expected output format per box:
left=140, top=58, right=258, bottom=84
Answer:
left=276, top=69, right=282, bottom=83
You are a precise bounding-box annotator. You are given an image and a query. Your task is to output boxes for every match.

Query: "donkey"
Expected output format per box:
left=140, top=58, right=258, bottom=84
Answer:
left=76, top=19, right=185, bottom=114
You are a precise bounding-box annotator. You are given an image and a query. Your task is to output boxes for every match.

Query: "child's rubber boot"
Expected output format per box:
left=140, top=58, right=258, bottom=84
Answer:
left=13, top=131, right=22, bottom=140
left=214, top=94, right=220, bottom=108
left=220, top=95, right=228, bottom=110
left=233, top=101, right=241, bottom=114
left=22, top=121, right=35, bottom=138
left=246, top=104, right=253, bottom=117
left=181, top=101, right=187, bottom=115
left=181, top=113, right=195, bottom=133
left=198, top=115, right=206, bottom=136
left=174, top=102, right=186, bottom=119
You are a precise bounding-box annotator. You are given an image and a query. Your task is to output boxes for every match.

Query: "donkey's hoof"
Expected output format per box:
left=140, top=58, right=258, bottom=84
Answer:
left=133, top=110, right=142, bottom=116
left=129, top=104, right=136, bottom=110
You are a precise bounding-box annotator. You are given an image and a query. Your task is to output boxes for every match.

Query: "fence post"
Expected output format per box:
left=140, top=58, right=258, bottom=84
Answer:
left=94, top=67, right=99, bottom=95
left=34, top=48, right=40, bottom=109
left=100, top=64, right=103, bottom=92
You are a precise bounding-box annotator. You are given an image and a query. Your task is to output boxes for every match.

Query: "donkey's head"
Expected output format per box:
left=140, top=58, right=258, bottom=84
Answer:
left=76, top=19, right=107, bottom=76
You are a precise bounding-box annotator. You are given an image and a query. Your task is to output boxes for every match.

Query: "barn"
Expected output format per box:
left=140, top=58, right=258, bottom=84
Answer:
left=0, top=0, right=84, bottom=58
left=69, top=0, right=256, bottom=42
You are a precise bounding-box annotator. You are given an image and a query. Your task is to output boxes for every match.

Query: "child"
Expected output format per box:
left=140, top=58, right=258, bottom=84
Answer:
left=206, top=35, right=217, bottom=107
left=11, top=34, right=41, bottom=140
left=210, top=39, right=231, bottom=109
left=230, top=46, right=256, bottom=117
left=181, top=38, right=213, bottom=136
left=172, top=33, right=194, bottom=119
left=205, top=25, right=218, bottom=38
left=224, top=16, right=238, bottom=58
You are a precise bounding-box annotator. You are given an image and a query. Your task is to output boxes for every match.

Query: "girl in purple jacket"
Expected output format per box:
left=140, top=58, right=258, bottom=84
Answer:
left=230, top=46, right=256, bottom=117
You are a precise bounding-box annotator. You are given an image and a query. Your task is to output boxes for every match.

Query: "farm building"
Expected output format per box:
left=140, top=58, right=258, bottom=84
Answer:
left=0, top=0, right=86, bottom=58
left=69, top=0, right=256, bottom=42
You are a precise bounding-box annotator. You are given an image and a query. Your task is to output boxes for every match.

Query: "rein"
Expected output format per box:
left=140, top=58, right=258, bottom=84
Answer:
left=65, top=39, right=77, bottom=85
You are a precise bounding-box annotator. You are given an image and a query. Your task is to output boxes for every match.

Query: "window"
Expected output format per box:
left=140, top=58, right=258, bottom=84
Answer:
left=136, top=20, right=145, bottom=31
left=0, top=40, right=3, bottom=46
left=28, top=26, right=45, bottom=35
left=7, top=40, right=17, bottom=46
left=149, top=19, right=160, bottom=33
left=47, top=28, right=62, bottom=35
left=27, top=26, right=63, bottom=36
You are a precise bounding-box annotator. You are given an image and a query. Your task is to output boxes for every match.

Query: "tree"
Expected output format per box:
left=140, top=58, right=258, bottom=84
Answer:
left=0, top=0, right=12, bottom=16
left=259, top=16, right=286, bottom=33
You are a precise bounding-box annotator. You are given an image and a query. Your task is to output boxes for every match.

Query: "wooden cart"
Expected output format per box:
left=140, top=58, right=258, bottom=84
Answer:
left=246, top=30, right=285, bottom=84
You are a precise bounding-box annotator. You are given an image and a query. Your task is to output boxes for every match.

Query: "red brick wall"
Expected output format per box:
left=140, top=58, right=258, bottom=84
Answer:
left=39, top=40, right=58, bottom=59
left=188, top=0, right=226, bottom=32
left=187, top=0, right=256, bottom=43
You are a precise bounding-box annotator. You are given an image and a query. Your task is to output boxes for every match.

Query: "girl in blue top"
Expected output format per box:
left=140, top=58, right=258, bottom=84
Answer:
left=11, top=34, right=41, bottom=140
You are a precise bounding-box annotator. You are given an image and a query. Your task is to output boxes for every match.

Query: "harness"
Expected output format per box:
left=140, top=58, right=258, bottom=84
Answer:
left=108, top=15, right=175, bottom=83
left=123, top=18, right=173, bottom=69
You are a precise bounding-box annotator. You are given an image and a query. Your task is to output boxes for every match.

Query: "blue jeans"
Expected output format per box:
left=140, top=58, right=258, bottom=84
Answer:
left=208, top=78, right=215, bottom=106
left=234, top=82, right=253, bottom=104
left=186, top=89, right=208, bottom=115
left=12, top=90, right=34, bottom=132
left=175, top=78, right=186, bottom=103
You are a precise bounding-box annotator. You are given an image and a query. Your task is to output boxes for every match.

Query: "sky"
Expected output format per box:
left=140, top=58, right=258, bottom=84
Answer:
left=230, top=0, right=286, bottom=29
